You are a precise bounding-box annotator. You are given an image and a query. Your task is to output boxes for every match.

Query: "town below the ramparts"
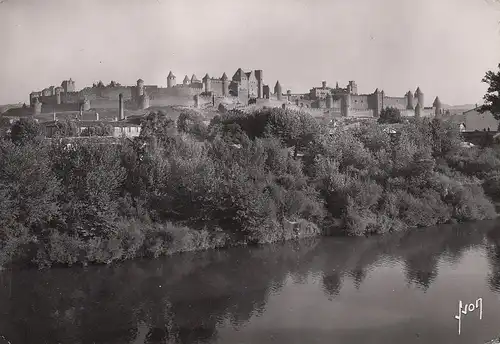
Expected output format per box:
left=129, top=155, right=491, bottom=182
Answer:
left=0, top=67, right=497, bottom=144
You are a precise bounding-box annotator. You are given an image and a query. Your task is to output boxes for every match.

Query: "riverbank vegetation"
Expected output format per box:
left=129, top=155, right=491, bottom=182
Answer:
left=0, top=108, right=499, bottom=269
left=1, top=64, right=500, bottom=269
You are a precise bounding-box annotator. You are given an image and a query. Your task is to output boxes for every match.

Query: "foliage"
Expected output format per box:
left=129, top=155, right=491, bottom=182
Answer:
left=479, top=63, right=500, bottom=119
left=9, top=117, right=42, bottom=145
left=0, top=108, right=499, bottom=269
left=378, top=107, right=403, bottom=124
left=176, top=110, right=208, bottom=140
left=52, top=118, right=79, bottom=138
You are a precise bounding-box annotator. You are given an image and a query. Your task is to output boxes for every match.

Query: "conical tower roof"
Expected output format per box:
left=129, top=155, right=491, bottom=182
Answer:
left=275, top=80, right=281, bottom=88
left=203, top=73, right=210, bottom=81
left=221, top=72, right=228, bottom=80
left=167, top=71, right=175, bottom=79
left=232, top=68, right=245, bottom=82
left=415, top=87, right=423, bottom=95
left=183, top=75, right=190, bottom=83
left=433, top=96, right=442, bottom=107
left=374, top=88, right=379, bottom=94
left=191, top=74, right=199, bottom=83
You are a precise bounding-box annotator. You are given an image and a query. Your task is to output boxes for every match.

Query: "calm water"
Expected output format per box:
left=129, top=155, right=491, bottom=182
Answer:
left=2, top=222, right=500, bottom=343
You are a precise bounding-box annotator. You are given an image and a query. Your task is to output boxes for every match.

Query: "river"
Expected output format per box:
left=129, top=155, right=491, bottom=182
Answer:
left=1, top=221, right=500, bottom=343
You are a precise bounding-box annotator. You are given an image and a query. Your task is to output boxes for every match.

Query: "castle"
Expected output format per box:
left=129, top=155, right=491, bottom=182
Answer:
left=291, top=80, right=443, bottom=118
left=25, top=69, right=444, bottom=119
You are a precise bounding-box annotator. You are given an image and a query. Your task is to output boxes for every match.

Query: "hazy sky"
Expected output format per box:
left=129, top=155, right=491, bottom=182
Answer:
left=1, top=0, right=500, bottom=106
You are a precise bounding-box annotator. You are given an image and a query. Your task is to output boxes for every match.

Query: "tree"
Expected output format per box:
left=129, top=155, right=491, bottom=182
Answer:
left=139, top=111, right=177, bottom=144
left=378, top=107, right=402, bottom=124
left=10, top=117, right=42, bottom=145
left=176, top=110, right=208, bottom=139
left=479, top=63, right=500, bottom=119
left=52, top=119, right=79, bottom=138
left=0, top=117, right=11, bottom=137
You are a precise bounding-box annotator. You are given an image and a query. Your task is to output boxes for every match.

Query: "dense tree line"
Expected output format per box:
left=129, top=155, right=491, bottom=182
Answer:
left=2, top=61, right=500, bottom=269
left=0, top=106, right=498, bottom=269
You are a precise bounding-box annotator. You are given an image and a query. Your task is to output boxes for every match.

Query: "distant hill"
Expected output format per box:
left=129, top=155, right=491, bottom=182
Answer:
left=0, top=103, right=23, bottom=114
left=443, top=104, right=477, bottom=110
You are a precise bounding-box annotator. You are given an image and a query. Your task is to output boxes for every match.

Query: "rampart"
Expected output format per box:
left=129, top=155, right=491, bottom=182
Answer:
left=383, top=96, right=408, bottom=110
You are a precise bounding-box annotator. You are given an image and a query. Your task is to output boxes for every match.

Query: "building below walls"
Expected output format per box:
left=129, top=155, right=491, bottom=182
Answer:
left=41, top=120, right=141, bottom=138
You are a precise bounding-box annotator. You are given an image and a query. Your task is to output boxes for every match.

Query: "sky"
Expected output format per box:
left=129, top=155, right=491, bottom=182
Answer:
left=1, top=0, right=500, bottom=106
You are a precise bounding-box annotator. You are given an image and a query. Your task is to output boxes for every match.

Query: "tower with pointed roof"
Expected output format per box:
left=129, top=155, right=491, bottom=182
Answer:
left=167, top=71, right=176, bottom=88
left=406, top=90, right=414, bottom=110
left=191, top=74, right=199, bottom=84
left=221, top=73, right=228, bottom=97
left=414, top=87, right=424, bottom=109
left=203, top=74, right=211, bottom=93
left=183, top=75, right=190, bottom=85
left=433, top=96, right=442, bottom=116
left=274, top=81, right=282, bottom=101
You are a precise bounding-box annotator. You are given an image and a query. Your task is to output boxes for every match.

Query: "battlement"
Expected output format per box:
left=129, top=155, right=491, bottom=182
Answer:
left=25, top=72, right=438, bottom=119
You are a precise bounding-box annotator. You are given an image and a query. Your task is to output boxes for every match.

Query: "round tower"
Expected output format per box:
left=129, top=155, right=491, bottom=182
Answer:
left=81, top=97, right=90, bottom=111
left=118, top=93, right=124, bottom=120
left=167, top=71, right=176, bottom=88
left=326, top=93, right=333, bottom=109
left=274, top=81, right=282, bottom=101
left=33, top=98, right=42, bottom=115
left=203, top=74, right=211, bottom=93
left=193, top=94, right=200, bottom=108
left=373, top=88, right=382, bottom=117
left=137, top=79, right=145, bottom=97
left=341, top=93, right=351, bottom=117
left=415, top=102, right=422, bottom=118
left=433, top=96, right=442, bottom=116
left=255, top=70, right=264, bottom=98
left=406, top=90, right=414, bottom=110
left=183, top=75, right=190, bottom=85
left=55, top=87, right=62, bottom=105
left=140, top=92, right=150, bottom=110
left=221, top=73, right=228, bottom=96
left=414, top=87, right=424, bottom=109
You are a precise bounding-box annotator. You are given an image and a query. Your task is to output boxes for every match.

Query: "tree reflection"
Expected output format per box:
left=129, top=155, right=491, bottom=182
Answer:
left=0, top=221, right=495, bottom=343
left=322, top=272, right=343, bottom=299
left=485, top=223, right=500, bottom=293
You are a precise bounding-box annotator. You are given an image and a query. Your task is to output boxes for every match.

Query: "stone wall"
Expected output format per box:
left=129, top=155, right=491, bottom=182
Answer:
left=383, top=96, right=408, bottom=110
left=350, top=95, right=370, bottom=111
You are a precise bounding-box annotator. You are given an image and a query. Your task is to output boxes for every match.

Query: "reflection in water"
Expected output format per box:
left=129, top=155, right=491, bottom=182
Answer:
left=0, top=221, right=499, bottom=343
left=322, top=272, right=343, bottom=299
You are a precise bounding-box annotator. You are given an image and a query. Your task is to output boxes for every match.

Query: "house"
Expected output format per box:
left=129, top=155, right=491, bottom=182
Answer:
left=462, top=107, right=498, bottom=132
left=41, top=120, right=141, bottom=138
